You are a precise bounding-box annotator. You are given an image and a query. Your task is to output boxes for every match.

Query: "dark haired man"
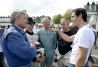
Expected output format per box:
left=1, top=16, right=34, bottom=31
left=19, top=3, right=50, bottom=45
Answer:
left=50, top=8, right=95, bottom=67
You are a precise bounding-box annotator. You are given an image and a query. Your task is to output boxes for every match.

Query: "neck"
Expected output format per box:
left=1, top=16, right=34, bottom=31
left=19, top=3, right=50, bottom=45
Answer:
left=45, top=27, right=49, bottom=30
left=77, top=20, right=86, bottom=29
left=14, top=22, right=24, bottom=30
left=63, top=28, right=70, bottom=32
left=27, top=28, right=32, bottom=33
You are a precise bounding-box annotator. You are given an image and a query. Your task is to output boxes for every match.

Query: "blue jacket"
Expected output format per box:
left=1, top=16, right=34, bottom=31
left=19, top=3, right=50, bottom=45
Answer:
left=2, top=24, right=37, bottom=67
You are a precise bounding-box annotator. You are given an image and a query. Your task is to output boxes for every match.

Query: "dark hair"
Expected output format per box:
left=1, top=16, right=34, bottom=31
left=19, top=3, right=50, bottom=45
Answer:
left=28, top=17, right=36, bottom=25
left=72, top=8, right=87, bottom=22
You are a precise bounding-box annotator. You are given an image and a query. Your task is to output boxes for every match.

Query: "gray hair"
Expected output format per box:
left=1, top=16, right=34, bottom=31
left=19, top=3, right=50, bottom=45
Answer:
left=65, top=18, right=70, bottom=23
left=10, top=10, right=28, bottom=24
left=61, top=18, right=70, bottom=24
left=42, top=17, right=50, bottom=23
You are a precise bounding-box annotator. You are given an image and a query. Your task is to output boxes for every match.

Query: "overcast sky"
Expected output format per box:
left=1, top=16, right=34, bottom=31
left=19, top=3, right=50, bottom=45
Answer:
left=0, top=0, right=98, bottom=18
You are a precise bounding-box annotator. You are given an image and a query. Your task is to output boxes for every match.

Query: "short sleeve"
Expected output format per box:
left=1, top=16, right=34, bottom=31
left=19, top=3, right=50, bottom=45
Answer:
left=78, top=30, right=90, bottom=48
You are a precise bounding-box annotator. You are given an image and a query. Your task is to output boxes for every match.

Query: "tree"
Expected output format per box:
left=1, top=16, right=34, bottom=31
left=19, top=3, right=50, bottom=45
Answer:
left=46, top=16, right=51, bottom=20
left=23, top=10, right=27, bottom=12
left=41, top=15, right=51, bottom=20
left=52, top=14, right=63, bottom=24
left=63, top=9, right=72, bottom=21
left=41, top=15, right=45, bottom=19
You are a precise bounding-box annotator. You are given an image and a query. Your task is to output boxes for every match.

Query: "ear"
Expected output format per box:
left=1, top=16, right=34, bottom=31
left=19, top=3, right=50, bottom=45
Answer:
left=79, top=14, right=82, bottom=19
left=15, top=17, right=19, bottom=21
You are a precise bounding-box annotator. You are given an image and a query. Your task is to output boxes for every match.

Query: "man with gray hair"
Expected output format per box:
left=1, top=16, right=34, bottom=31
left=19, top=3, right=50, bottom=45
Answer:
left=37, top=17, right=57, bottom=67
left=2, top=10, right=37, bottom=67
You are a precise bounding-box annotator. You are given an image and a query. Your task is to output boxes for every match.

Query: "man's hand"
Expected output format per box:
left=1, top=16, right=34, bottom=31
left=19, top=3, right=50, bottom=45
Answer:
left=49, top=28, right=59, bottom=32
left=30, top=42, right=40, bottom=47
left=36, top=56, right=45, bottom=63
left=30, top=43, right=34, bottom=46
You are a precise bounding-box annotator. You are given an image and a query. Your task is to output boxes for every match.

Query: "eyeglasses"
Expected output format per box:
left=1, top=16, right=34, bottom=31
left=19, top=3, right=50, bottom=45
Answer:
left=27, top=23, right=34, bottom=25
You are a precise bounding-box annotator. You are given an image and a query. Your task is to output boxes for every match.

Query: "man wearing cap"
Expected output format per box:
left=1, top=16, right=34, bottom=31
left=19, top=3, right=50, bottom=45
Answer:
left=25, top=17, right=45, bottom=67
left=2, top=10, right=37, bottom=67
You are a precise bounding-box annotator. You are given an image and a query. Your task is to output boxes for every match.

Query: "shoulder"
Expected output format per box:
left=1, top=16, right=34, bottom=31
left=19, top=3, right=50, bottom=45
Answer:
left=69, top=30, right=75, bottom=35
left=77, top=25, right=95, bottom=40
left=79, top=25, right=92, bottom=34
left=49, top=31, right=57, bottom=35
left=37, top=28, right=45, bottom=34
left=3, top=27, right=20, bottom=39
left=37, top=28, right=44, bottom=32
left=33, top=33, right=38, bottom=37
left=39, top=28, right=44, bottom=31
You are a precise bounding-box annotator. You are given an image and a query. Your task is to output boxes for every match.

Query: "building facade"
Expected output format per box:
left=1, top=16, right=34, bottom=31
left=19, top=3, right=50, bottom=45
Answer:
left=84, top=1, right=98, bottom=27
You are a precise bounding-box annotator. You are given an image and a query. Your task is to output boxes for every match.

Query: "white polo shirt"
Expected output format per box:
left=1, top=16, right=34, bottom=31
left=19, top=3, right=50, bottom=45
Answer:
left=69, top=25, right=95, bottom=64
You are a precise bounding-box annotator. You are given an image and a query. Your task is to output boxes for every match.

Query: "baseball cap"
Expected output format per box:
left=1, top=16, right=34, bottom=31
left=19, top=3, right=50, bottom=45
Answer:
left=28, top=17, right=36, bottom=25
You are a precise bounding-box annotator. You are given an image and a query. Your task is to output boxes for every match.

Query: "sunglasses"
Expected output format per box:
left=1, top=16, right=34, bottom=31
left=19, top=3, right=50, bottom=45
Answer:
left=27, top=23, right=34, bottom=25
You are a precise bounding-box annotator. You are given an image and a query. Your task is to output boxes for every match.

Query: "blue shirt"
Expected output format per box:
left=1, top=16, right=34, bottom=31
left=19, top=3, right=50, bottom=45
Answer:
left=2, top=24, right=37, bottom=67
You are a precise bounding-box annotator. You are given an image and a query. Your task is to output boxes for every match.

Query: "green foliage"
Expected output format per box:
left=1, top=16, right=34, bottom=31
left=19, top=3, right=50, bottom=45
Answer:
left=41, top=15, right=51, bottom=20
left=41, top=15, right=45, bottom=18
left=23, top=10, right=27, bottom=12
left=63, top=9, right=72, bottom=21
left=52, top=9, right=72, bottom=24
left=52, top=14, right=63, bottom=24
left=46, top=16, right=51, bottom=20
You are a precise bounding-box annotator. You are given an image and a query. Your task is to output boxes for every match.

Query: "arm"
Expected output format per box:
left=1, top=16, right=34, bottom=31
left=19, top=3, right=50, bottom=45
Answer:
left=7, top=33, right=37, bottom=59
left=37, top=31, right=43, bottom=48
left=75, top=30, right=90, bottom=67
left=55, top=29, right=75, bottom=42
left=33, top=56, right=45, bottom=63
left=75, top=47, right=88, bottom=67
left=53, top=32, right=57, bottom=49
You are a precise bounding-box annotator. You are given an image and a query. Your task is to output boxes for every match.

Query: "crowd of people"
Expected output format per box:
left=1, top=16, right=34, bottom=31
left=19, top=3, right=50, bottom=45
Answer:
left=0, top=8, right=98, bottom=67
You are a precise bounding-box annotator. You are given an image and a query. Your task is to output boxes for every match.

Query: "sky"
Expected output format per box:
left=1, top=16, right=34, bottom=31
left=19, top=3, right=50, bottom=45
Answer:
left=0, top=0, right=98, bottom=18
